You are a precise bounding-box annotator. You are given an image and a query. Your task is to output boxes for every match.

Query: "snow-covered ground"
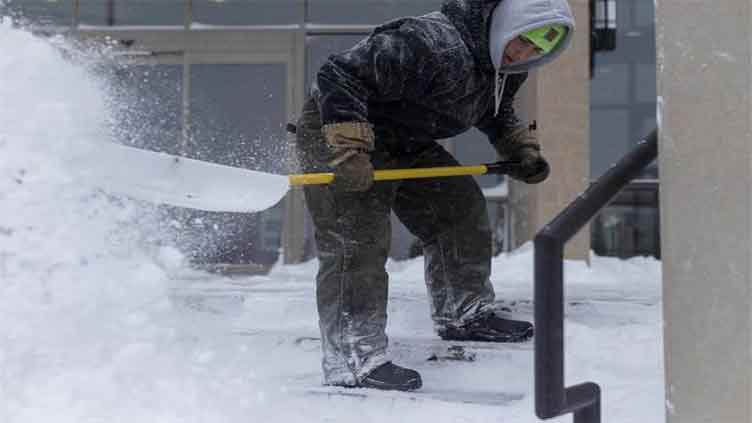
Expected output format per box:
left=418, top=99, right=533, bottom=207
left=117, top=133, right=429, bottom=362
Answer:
left=0, top=22, right=664, bottom=422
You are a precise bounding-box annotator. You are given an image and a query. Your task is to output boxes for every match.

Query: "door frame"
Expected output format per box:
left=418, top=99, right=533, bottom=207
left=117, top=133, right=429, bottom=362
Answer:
left=76, top=27, right=307, bottom=263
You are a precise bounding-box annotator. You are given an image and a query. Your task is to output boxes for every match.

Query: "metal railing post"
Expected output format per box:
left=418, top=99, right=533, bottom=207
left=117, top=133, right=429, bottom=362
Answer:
left=535, top=233, right=565, bottom=417
left=534, top=129, right=658, bottom=423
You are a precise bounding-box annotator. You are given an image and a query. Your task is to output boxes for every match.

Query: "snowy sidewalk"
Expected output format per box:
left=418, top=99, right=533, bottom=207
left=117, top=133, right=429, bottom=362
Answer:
left=157, top=247, right=664, bottom=423
left=0, top=235, right=663, bottom=423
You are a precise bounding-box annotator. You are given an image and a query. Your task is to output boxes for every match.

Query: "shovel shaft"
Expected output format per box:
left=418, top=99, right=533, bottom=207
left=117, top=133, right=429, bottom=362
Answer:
left=287, top=162, right=519, bottom=186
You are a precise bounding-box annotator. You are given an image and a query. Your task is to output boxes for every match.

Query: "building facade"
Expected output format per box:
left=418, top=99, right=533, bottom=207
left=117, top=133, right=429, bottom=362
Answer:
left=2, top=0, right=660, bottom=267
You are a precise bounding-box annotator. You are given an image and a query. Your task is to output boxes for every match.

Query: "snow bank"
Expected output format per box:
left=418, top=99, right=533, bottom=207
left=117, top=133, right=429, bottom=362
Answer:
left=0, top=21, right=184, bottom=422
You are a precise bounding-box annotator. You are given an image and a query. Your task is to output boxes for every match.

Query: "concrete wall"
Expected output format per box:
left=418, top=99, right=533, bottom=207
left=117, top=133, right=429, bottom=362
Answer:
left=511, top=0, right=590, bottom=261
left=657, top=1, right=752, bottom=421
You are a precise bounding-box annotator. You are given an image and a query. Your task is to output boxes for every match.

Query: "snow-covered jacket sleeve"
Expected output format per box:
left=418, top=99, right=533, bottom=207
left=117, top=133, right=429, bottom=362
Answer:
left=475, top=72, right=528, bottom=147
left=314, top=24, right=438, bottom=125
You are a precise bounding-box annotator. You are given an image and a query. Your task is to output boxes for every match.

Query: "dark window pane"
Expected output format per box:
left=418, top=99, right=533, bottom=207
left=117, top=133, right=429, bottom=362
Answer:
left=108, top=64, right=183, bottom=154
left=113, top=0, right=184, bottom=26
left=591, top=0, right=657, bottom=178
left=3, top=0, right=73, bottom=26
left=590, top=109, right=630, bottom=178
left=308, top=0, right=443, bottom=25
left=185, top=64, right=288, bottom=265
left=117, top=64, right=290, bottom=266
left=189, top=64, right=287, bottom=173
left=193, top=0, right=302, bottom=26
left=636, top=64, right=657, bottom=103
left=591, top=182, right=661, bottom=259
left=591, top=64, right=629, bottom=106
left=635, top=0, right=656, bottom=28
left=78, top=0, right=110, bottom=26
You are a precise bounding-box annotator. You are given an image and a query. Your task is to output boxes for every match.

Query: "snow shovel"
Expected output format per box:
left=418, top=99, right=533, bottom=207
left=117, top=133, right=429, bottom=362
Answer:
left=72, top=142, right=521, bottom=213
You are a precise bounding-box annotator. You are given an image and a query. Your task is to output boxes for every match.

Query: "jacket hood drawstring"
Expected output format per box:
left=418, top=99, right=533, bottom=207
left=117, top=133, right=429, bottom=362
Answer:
left=494, top=72, right=508, bottom=116
left=487, top=0, right=576, bottom=116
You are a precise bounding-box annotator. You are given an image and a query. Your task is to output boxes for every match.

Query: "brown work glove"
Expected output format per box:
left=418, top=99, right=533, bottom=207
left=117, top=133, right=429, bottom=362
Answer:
left=494, top=124, right=550, bottom=184
left=322, top=122, right=375, bottom=192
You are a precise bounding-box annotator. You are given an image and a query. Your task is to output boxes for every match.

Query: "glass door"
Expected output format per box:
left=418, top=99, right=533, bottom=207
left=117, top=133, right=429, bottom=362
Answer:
left=78, top=27, right=304, bottom=270
left=182, top=57, right=290, bottom=270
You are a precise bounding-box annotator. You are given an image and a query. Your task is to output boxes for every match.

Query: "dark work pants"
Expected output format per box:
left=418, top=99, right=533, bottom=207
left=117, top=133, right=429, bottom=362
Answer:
left=296, top=98, right=494, bottom=385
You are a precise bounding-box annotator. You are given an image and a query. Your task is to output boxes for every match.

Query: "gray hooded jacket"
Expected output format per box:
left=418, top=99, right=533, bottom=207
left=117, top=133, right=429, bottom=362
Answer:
left=312, top=0, right=575, bottom=150
left=489, top=0, right=574, bottom=114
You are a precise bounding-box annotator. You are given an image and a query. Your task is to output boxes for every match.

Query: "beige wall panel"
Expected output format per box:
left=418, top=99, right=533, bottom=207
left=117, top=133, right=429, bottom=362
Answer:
left=658, top=0, right=752, bottom=421
left=512, top=0, right=590, bottom=261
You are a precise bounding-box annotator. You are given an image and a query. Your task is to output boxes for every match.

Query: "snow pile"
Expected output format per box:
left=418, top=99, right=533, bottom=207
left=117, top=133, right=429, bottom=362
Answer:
left=0, top=21, right=181, bottom=422
left=0, top=23, right=318, bottom=423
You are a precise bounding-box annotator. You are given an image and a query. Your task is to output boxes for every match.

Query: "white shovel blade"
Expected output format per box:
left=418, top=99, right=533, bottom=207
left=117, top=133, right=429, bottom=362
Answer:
left=71, top=142, right=290, bottom=213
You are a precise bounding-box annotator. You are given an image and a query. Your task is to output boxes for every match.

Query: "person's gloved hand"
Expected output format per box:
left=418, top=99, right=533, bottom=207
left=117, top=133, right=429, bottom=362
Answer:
left=494, top=124, right=550, bottom=184
left=322, top=122, right=375, bottom=192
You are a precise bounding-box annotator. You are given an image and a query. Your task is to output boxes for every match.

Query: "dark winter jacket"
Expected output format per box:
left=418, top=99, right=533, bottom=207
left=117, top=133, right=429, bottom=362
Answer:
left=311, top=0, right=573, bottom=149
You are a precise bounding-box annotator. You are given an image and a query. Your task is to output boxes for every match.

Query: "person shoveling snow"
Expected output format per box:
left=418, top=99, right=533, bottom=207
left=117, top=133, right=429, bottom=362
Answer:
left=295, top=0, right=574, bottom=391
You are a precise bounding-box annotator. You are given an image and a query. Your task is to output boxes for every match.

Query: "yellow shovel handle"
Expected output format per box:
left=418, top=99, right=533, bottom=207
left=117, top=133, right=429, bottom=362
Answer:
left=288, top=165, right=489, bottom=186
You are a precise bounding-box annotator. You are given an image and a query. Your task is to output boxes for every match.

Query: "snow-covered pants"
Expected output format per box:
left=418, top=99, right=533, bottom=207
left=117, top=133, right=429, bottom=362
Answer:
left=296, top=99, right=495, bottom=385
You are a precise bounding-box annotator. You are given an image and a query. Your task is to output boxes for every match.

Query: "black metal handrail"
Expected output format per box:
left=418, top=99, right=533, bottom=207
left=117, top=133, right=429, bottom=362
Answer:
left=534, top=129, right=658, bottom=423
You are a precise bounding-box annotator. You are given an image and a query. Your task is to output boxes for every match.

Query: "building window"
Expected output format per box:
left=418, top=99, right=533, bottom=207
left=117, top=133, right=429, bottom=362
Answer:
left=590, top=0, right=658, bottom=258
left=307, top=0, right=441, bottom=25
left=591, top=0, right=617, bottom=52
left=592, top=181, right=660, bottom=259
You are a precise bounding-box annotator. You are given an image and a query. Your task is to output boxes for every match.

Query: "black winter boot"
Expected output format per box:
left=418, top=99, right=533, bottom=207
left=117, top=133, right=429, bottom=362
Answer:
left=359, top=362, right=422, bottom=391
left=438, top=310, right=533, bottom=343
